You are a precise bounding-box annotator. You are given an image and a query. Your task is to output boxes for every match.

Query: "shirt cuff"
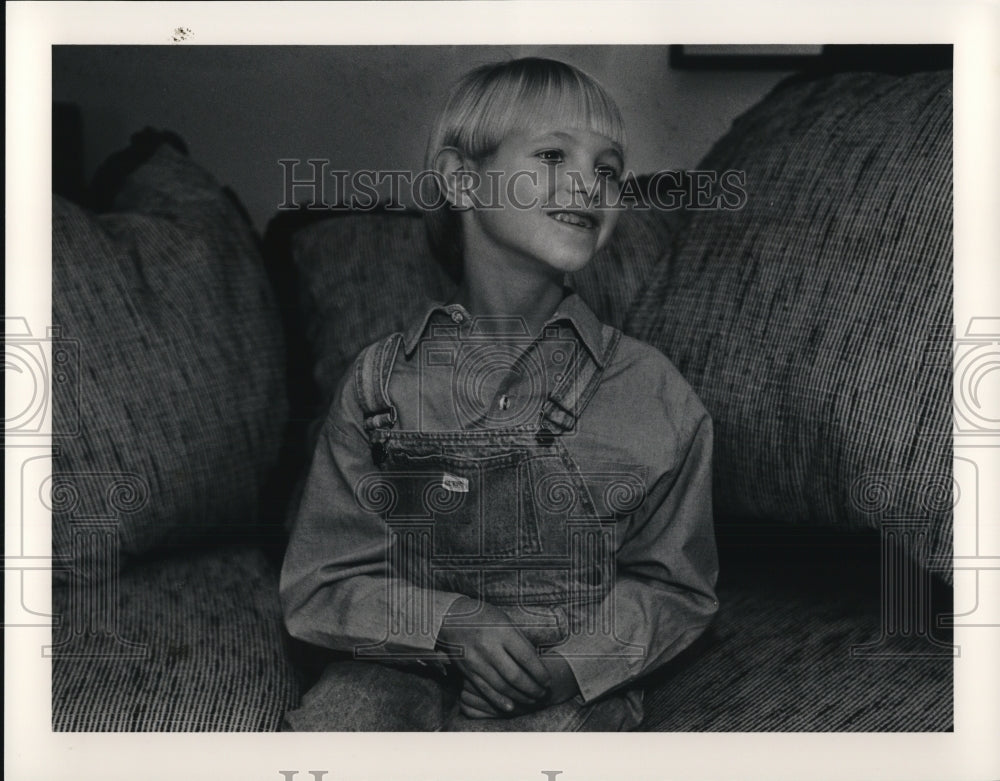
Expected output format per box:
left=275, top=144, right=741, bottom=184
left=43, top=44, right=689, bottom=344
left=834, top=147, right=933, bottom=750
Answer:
left=553, top=633, right=645, bottom=703
left=427, top=590, right=466, bottom=652
left=372, top=587, right=465, bottom=661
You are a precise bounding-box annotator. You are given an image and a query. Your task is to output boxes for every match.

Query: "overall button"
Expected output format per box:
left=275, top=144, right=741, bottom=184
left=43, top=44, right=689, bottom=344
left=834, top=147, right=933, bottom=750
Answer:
left=450, top=310, right=465, bottom=324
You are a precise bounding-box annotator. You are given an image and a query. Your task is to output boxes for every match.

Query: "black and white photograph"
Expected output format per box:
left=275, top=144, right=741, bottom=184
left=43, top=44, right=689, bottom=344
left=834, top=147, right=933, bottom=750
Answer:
left=6, top=2, right=1000, bottom=781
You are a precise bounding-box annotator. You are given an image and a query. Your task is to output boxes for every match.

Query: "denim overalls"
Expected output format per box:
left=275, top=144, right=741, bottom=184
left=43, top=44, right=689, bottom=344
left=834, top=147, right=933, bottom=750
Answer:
left=284, top=312, right=645, bottom=731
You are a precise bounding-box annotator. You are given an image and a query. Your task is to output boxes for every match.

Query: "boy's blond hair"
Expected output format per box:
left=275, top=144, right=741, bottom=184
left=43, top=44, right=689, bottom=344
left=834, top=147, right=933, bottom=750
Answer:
left=422, top=57, right=627, bottom=282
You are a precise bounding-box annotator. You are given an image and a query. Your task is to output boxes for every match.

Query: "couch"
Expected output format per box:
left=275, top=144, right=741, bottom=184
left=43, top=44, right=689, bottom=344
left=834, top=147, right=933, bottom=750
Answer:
left=50, top=65, right=954, bottom=731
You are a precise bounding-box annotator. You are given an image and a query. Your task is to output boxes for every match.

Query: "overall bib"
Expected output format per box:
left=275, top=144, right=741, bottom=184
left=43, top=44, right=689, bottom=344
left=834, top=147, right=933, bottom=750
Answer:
left=285, top=316, right=645, bottom=731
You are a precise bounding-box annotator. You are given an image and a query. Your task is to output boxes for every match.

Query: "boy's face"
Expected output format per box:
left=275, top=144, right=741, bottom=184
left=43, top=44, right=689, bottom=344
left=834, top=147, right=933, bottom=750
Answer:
left=460, top=124, right=624, bottom=279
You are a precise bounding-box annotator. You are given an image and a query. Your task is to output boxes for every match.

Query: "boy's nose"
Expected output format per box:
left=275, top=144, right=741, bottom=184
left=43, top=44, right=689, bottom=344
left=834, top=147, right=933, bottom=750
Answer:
left=562, top=168, right=599, bottom=207
left=569, top=167, right=598, bottom=193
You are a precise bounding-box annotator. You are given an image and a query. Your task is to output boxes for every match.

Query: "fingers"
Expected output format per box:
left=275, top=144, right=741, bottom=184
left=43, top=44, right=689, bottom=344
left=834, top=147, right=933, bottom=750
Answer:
left=459, top=683, right=502, bottom=719
left=444, top=609, right=552, bottom=706
left=459, top=701, right=497, bottom=719
left=470, top=634, right=549, bottom=703
left=500, top=632, right=552, bottom=693
left=471, top=651, right=548, bottom=706
left=460, top=679, right=541, bottom=720
left=465, top=669, right=520, bottom=713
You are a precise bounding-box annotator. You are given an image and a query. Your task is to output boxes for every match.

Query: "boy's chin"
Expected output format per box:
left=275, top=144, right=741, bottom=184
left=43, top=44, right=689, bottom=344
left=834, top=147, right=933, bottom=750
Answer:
left=539, top=246, right=603, bottom=274
left=552, top=255, right=598, bottom=276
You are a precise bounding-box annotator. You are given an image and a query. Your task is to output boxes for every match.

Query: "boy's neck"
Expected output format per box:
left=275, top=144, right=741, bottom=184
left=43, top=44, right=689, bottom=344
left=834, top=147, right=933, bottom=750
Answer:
left=451, top=269, right=567, bottom=338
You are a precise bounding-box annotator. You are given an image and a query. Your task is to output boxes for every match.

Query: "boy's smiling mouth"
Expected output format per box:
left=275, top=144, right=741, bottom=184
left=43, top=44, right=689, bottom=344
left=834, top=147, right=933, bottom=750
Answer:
left=547, top=210, right=599, bottom=230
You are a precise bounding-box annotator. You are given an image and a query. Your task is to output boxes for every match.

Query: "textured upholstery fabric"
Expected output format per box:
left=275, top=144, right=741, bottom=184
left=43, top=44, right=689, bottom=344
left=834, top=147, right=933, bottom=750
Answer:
left=51, top=145, right=289, bottom=581
left=51, top=546, right=300, bottom=731
left=640, top=527, right=953, bottom=731
left=626, top=70, right=953, bottom=581
left=568, top=203, right=674, bottom=330
left=289, top=206, right=670, bottom=404
left=291, top=212, right=453, bottom=405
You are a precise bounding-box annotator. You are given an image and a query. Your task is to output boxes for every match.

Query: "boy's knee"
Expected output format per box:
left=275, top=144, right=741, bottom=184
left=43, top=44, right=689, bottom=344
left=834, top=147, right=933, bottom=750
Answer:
left=283, top=659, right=456, bottom=731
left=443, top=688, right=643, bottom=732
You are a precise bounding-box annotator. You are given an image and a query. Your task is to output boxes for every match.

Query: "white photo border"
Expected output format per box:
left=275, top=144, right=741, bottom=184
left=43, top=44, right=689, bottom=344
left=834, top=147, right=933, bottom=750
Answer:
left=6, top=2, right=999, bottom=780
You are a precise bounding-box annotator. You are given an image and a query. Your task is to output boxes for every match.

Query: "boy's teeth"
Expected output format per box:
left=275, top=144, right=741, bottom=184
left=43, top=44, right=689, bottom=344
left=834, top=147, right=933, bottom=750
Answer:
left=552, top=212, right=593, bottom=228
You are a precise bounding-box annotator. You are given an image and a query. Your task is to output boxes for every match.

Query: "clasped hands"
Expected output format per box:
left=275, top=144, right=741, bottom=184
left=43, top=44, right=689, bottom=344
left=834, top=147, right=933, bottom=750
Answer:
left=436, top=596, right=579, bottom=719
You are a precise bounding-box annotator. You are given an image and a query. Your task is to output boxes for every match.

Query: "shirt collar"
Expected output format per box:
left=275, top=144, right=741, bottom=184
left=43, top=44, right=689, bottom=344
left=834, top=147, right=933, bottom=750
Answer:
left=402, top=292, right=608, bottom=368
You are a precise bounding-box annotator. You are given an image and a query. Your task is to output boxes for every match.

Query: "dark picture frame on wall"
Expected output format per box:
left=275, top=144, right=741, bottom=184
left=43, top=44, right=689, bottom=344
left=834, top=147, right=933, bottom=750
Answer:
left=670, top=43, right=953, bottom=73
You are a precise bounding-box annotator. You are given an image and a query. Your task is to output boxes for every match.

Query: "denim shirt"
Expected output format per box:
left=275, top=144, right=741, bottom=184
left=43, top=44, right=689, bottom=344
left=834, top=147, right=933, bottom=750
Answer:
left=281, top=293, right=719, bottom=703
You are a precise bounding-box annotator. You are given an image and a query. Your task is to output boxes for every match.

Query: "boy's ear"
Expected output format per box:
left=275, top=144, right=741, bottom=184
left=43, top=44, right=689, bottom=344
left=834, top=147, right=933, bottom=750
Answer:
left=433, top=147, right=476, bottom=210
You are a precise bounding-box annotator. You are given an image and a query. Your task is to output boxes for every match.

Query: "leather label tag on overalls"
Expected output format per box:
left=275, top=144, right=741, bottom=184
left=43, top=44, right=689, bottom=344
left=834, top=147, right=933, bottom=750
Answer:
left=441, top=473, right=470, bottom=493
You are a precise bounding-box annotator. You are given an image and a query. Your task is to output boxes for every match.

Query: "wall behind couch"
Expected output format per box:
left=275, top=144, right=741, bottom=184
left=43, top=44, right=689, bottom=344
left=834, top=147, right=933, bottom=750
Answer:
left=53, top=45, right=791, bottom=232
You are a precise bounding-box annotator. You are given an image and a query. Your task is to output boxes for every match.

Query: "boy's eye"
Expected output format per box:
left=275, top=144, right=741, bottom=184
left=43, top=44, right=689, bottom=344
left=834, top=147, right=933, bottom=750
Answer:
left=596, top=164, right=622, bottom=181
left=537, top=150, right=563, bottom=164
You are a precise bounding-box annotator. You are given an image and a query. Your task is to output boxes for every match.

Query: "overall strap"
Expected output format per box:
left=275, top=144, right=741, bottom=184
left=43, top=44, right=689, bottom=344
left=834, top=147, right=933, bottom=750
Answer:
left=354, top=332, right=403, bottom=435
left=540, top=324, right=622, bottom=435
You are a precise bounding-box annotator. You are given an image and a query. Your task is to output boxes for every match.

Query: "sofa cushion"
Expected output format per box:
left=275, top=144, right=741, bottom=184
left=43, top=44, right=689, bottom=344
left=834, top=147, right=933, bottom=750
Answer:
left=289, top=211, right=452, bottom=407
left=51, top=142, right=289, bottom=581
left=640, top=525, right=953, bottom=731
left=51, top=545, right=300, bottom=730
left=626, top=70, right=953, bottom=581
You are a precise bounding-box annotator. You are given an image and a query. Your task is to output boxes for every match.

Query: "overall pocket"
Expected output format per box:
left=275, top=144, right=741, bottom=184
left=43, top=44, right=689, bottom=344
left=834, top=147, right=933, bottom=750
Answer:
left=386, top=449, right=540, bottom=560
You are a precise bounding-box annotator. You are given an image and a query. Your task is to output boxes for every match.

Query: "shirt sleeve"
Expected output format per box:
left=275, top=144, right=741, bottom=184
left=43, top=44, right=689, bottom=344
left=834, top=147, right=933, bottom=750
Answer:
left=557, top=393, right=720, bottom=703
left=279, top=370, right=464, bottom=660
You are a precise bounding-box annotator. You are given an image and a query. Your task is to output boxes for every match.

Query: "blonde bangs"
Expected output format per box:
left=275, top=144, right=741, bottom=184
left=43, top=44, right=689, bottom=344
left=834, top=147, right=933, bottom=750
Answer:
left=435, top=59, right=627, bottom=164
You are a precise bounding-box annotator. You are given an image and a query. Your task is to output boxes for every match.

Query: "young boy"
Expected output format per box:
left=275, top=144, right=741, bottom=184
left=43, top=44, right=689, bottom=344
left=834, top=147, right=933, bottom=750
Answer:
left=280, top=57, right=718, bottom=731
